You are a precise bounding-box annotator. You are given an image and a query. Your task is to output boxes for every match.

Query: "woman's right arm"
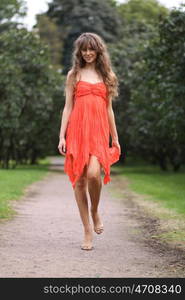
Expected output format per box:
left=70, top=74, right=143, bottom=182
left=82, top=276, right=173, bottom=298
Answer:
left=58, top=70, right=74, bottom=155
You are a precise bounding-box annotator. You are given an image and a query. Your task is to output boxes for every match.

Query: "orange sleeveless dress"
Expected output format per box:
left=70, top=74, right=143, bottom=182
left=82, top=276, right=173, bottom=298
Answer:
left=64, top=80, right=121, bottom=189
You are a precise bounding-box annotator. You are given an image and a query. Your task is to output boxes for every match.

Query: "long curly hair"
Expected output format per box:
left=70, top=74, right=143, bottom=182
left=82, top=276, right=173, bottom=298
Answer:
left=65, top=32, right=119, bottom=101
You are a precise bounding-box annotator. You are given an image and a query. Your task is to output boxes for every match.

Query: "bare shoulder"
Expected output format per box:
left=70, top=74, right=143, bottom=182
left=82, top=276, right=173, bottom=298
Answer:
left=67, top=69, right=74, bottom=77
left=66, top=69, right=75, bottom=85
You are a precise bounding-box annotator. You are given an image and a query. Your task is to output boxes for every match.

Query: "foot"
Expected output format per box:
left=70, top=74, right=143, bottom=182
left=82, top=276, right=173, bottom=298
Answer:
left=81, top=228, right=93, bottom=250
left=91, top=209, right=104, bottom=234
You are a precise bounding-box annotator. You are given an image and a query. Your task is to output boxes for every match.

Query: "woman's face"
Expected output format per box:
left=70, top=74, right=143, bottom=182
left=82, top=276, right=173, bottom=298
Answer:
left=81, top=45, right=97, bottom=64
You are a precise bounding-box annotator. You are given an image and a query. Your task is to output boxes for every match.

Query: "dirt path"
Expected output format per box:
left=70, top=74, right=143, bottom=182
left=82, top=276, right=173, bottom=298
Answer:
left=0, top=156, right=184, bottom=278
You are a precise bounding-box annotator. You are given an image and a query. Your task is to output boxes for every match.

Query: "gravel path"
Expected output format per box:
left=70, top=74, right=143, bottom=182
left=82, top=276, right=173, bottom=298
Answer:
left=0, top=156, right=184, bottom=278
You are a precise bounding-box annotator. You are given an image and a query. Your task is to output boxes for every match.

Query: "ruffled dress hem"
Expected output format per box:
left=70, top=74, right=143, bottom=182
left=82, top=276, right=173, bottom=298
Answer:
left=64, top=146, right=120, bottom=190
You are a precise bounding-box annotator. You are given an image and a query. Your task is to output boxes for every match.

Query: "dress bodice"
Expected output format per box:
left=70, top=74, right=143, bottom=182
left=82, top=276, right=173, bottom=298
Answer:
left=74, top=80, right=108, bottom=102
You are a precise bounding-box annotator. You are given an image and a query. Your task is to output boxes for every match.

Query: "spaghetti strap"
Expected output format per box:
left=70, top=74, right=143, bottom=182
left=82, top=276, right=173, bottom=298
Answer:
left=76, top=70, right=82, bottom=84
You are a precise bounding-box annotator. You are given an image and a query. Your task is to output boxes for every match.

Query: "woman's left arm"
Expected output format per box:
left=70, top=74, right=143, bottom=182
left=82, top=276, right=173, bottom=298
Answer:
left=107, top=97, right=121, bottom=150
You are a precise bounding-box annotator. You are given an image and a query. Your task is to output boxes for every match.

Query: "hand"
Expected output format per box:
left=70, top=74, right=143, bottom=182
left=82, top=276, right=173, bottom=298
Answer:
left=112, top=139, right=121, bottom=153
left=58, top=137, right=66, bottom=156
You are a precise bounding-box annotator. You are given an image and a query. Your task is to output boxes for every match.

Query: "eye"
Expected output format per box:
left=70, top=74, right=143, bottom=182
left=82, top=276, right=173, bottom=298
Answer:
left=81, top=46, right=95, bottom=52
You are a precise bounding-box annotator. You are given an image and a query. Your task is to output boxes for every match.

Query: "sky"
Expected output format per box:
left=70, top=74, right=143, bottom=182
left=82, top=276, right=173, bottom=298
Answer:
left=22, top=0, right=185, bottom=30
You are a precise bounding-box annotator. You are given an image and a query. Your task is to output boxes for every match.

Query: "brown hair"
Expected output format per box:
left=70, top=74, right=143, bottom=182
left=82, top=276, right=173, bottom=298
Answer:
left=65, top=32, right=119, bottom=101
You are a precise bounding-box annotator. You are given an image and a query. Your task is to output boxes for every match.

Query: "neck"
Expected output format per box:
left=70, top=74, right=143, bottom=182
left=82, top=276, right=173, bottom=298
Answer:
left=84, top=62, right=96, bottom=70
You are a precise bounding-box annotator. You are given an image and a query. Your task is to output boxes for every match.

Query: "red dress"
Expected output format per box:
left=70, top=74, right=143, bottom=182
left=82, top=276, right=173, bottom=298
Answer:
left=64, top=80, right=121, bottom=189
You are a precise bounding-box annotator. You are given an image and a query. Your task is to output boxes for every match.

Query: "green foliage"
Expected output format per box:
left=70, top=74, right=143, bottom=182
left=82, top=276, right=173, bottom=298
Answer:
left=118, top=0, right=168, bottom=25
left=108, top=1, right=185, bottom=171
left=128, top=7, right=185, bottom=171
left=108, top=0, right=168, bottom=162
left=0, top=28, right=64, bottom=168
left=0, top=0, right=26, bottom=21
left=35, top=15, right=63, bottom=70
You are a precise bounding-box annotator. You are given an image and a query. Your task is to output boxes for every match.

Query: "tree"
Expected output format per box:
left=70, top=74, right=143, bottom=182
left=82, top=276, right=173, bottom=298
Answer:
left=0, top=0, right=25, bottom=22
left=107, top=0, right=168, bottom=162
left=0, top=28, right=63, bottom=168
left=118, top=0, right=168, bottom=26
left=35, top=14, right=63, bottom=70
left=128, top=7, right=185, bottom=170
left=0, top=0, right=26, bottom=32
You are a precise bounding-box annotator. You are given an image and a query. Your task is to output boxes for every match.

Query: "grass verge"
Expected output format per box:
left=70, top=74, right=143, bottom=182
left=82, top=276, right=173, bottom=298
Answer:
left=0, top=158, right=50, bottom=219
left=111, top=159, right=185, bottom=249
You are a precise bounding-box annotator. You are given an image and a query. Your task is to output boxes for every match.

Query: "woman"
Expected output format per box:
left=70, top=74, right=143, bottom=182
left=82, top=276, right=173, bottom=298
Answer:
left=58, top=32, right=121, bottom=251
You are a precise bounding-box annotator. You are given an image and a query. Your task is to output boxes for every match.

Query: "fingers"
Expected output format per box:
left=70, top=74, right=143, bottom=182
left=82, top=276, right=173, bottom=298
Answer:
left=113, top=142, right=120, bottom=149
left=59, top=149, right=66, bottom=156
left=58, top=145, right=66, bottom=156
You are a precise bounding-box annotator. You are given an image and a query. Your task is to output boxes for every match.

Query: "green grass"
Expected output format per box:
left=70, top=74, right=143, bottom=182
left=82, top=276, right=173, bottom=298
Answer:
left=113, top=158, right=185, bottom=216
left=0, top=158, right=50, bottom=219
left=112, top=158, right=185, bottom=246
left=152, top=231, right=185, bottom=242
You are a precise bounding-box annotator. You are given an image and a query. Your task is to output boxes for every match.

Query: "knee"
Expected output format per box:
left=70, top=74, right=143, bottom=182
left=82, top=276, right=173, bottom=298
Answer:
left=75, top=176, right=87, bottom=189
left=87, top=170, right=100, bottom=182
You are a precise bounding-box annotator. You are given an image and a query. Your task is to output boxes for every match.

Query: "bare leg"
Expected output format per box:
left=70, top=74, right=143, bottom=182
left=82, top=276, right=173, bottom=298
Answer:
left=87, top=155, right=104, bottom=234
left=74, top=165, right=93, bottom=250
